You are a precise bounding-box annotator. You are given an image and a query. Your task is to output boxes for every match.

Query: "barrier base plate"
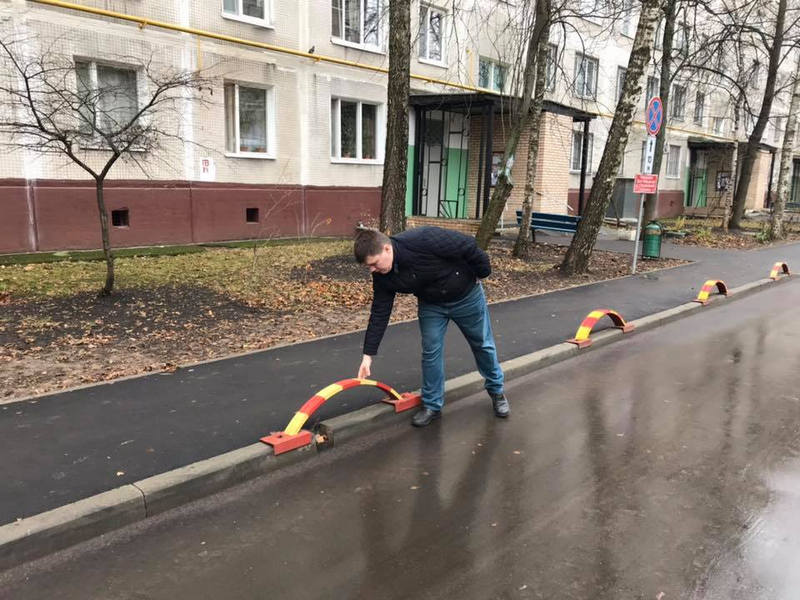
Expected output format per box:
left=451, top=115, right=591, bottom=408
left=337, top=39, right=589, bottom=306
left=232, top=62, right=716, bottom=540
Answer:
left=567, top=338, right=593, bottom=349
left=382, top=392, right=422, bottom=413
left=260, top=430, right=313, bottom=455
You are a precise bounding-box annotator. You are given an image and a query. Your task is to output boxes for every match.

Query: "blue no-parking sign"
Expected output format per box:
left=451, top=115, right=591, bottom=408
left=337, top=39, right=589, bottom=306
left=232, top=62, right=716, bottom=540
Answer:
left=646, top=96, right=663, bottom=136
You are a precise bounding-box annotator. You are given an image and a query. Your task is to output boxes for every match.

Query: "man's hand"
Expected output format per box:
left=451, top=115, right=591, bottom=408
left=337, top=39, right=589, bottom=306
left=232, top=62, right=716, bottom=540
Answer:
left=358, top=354, right=372, bottom=379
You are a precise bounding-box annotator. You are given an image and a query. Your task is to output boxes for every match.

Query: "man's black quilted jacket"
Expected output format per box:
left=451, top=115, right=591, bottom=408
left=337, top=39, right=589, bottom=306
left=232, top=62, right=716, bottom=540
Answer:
left=363, top=226, right=491, bottom=356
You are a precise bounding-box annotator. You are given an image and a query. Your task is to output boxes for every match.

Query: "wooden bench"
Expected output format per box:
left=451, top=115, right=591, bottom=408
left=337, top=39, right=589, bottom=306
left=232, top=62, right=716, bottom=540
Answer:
left=516, top=210, right=581, bottom=237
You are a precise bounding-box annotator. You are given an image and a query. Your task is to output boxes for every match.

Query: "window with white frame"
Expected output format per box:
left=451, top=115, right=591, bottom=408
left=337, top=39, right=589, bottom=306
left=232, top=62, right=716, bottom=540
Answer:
left=773, top=117, right=782, bottom=142
left=332, top=0, right=381, bottom=48
left=670, top=84, right=686, bottom=120
left=574, top=53, right=598, bottom=99
left=419, top=4, right=445, bottom=63
left=673, top=24, right=689, bottom=53
left=645, top=75, right=659, bottom=108
left=478, top=57, right=507, bottom=92
left=330, top=98, right=380, bottom=161
left=616, top=66, right=627, bottom=104
left=545, top=44, right=558, bottom=91
left=75, top=61, right=139, bottom=134
left=223, top=0, right=270, bottom=25
left=666, top=144, right=681, bottom=178
left=224, top=83, right=274, bottom=156
left=654, top=19, right=664, bottom=49
left=712, top=116, right=725, bottom=135
left=694, top=91, right=705, bottom=125
left=570, top=130, right=593, bottom=172
left=620, top=0, right=635, bottom=36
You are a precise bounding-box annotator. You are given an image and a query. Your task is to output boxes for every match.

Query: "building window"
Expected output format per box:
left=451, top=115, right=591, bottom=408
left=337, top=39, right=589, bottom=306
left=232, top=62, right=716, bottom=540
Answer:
left=111, top=209, right=129, bottom=227
left=773, top=117, right=782, bottom=142
left=224, top=83, right=274, bottom=156
left=616, top=66, right=627, bottom=104
left=332, top=0, right=381, bottom=48
left=694, top=91, right=705, bottom=126
left=574, top=53, right=598, bottom=99
left=620, top=0, right=635, bottom=37
left=419, top=5, right=445, bottom=63
left=670, top=84, right=686, bottom=120
left=246, top=207, right=259, bottom=223
left=666, top=144, right=681, bottom=178
left=570, top=130, right=593, bottom=172
left=478, top=57, right=507, bottom=92
left=222, top=0, right=270, bottom=25
left=330, top=98, right=380, bottom=161
left=545, top=44, right=558, bottom=91
left=75, top=61, right=139, bottom=134
left=645, top=75, right=659, bottom=108
left=654, top=19, right=664, bottom=50
left=673, top=24, right=689, bottom=54
left=712, top=116, right=725, bottom=136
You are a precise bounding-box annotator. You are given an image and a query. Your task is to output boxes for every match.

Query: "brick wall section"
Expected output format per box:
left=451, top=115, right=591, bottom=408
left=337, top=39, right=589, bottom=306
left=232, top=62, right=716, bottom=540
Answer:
left=745, top=150, right=773, bottom=210
left=406, top=216, right=481, bottom=234
left=465, top=112, right=573, bottom=225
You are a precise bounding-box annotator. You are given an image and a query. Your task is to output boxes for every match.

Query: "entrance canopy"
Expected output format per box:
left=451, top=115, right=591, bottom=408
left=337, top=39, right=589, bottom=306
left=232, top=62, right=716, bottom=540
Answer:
left=408, top=92, right=596, bottom=220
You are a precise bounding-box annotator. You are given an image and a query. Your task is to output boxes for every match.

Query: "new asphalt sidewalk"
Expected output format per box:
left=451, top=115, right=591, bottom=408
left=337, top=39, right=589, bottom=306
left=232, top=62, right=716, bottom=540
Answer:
left=2, top=236, right=799, bottom=528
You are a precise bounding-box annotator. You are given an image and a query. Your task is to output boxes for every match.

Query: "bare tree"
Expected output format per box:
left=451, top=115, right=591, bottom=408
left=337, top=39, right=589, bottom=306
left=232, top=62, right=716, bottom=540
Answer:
left=643, top=0, right=676, bottom=225
left=0, top=35, right=213, bottom=295
left=379, top=0, right=410, bottom=235
left=729, top=0, right=788, bottom=229
left=770, top=52, right=800, bottom=239
left=561, top=0, right=663, bottom=275
left=475, top=0, right=547, bottom=250
left=513, top=0, right=552, bottom=258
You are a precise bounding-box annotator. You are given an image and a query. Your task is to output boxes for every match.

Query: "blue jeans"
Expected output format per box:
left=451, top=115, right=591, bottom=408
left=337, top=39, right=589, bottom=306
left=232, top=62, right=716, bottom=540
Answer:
left=417, top=283, right=504, bottom=411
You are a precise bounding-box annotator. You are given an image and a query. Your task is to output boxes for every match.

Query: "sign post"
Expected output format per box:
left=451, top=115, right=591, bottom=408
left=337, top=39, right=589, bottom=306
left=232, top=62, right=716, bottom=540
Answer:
left=632, top=97, right=663, bottom=274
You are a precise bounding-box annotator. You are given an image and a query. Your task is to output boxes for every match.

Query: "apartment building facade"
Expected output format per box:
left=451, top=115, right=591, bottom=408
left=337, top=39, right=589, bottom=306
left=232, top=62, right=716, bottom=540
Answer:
left=0, top=0, right=795, bottom=254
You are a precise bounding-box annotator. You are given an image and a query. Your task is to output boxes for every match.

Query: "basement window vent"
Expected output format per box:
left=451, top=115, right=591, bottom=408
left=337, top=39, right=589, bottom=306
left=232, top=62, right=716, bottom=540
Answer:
left=246, top=207, right=259, bottom=223
left=111, top=209, right=129, bottom=227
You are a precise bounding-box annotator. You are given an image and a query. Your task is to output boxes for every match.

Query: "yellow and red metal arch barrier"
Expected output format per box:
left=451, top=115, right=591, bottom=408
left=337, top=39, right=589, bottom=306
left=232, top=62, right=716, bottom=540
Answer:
left=770, top=262, right=790, bottom=280
left=693, top=279, right=728, bottom=305
left=260, top=379, right=421, bottom=455
left=567, top=309, right=635, bottom=349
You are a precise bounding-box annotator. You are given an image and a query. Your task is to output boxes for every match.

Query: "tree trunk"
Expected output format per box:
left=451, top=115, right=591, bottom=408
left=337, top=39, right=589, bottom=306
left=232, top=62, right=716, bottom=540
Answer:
left=379, top=0, right=410, bottom=235
left=770, top=54, right=800, bottom=240
left=722, top=94, right=742, bottom=232
left=513, top=13, right=551, bottom=258
left=729, top=0, right=786, bottom=230
left=644, top=0, right=675, bottom=225
left=475, top=0, right=549, bottom=249
left=561, top=0, right=662, bottom=275
left=95, top=178, right=115, bottom=295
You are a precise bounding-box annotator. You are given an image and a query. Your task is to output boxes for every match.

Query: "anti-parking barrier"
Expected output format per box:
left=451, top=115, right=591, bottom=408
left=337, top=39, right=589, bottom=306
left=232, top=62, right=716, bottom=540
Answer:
left=769, top=262, right=790, bottom=280
left=261, top=379, right=421, bottom=455
left=693, top=279, right=728, bottom=305
left=567, top=309, right=635, bottom=349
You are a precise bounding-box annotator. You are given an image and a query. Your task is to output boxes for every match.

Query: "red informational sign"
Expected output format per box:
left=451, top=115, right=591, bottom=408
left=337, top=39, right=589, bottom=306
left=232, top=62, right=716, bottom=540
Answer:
left=634, top=174, right=659, bottom=194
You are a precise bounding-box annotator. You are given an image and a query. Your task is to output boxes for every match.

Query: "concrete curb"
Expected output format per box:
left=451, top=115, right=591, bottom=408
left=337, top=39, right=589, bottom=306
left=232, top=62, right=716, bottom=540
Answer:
left=0, top=275, right=791, bottom=572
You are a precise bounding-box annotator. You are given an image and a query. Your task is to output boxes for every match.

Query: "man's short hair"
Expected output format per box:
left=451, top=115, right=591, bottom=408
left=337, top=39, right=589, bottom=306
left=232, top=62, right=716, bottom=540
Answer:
left=354, top=228, right=390, bottom=263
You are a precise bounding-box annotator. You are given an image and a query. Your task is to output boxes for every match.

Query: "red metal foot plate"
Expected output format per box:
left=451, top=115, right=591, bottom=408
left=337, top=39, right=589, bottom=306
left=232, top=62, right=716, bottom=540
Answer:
left=567, top=338, right=593, bottom=349
left=382, top=392, right=422, bottom=413
left=260, top=430, right=313, bottom=455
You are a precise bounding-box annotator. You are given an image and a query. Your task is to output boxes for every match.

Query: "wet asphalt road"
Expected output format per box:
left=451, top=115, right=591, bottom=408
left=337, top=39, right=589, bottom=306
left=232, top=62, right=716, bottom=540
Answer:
left=3, top=278, right=800, bottom=599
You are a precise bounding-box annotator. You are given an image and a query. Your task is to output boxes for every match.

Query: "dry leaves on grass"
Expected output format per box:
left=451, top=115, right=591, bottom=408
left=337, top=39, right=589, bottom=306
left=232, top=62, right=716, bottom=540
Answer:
left=0, top=239, right=686, bottom=401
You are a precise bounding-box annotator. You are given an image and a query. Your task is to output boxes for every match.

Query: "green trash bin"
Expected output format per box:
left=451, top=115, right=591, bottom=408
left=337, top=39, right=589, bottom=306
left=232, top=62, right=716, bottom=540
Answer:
left=642, top=221, right=662, bottom=259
